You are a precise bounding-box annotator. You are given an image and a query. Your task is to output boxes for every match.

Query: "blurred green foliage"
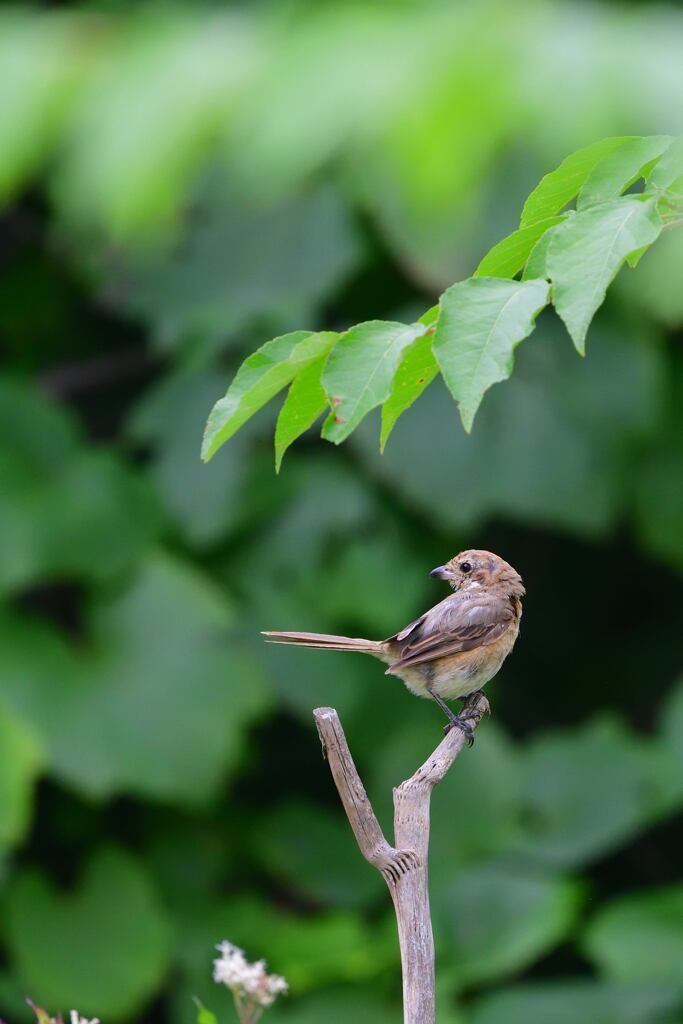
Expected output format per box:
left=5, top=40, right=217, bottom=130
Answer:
left=1, top=2, right=683, bottom=1024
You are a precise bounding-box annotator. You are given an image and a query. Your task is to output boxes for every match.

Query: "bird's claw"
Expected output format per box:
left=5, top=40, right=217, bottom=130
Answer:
left=443, top=714, right=476, bottom=746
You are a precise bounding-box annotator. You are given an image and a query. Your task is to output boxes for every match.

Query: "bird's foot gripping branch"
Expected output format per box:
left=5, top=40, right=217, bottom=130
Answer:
left=313, top=692, right=489, bottom=1024
left=202, top=134, right=683, bottom=468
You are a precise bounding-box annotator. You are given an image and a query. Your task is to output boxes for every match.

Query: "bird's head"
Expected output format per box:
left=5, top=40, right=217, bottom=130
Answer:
left=429, top=549, right=525, bottom=597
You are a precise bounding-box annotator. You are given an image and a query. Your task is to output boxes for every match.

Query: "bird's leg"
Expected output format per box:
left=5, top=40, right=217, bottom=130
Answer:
left=430, top=692, right=476, bottom=745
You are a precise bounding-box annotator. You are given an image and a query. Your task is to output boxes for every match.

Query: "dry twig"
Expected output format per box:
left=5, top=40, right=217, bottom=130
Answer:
left=313, top=691, right=489, bottom=1024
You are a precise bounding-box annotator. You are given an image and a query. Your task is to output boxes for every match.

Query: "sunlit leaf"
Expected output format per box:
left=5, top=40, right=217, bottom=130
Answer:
left=577, top=135, right=673, bottom=209
left=202, top=330, right=336, bottom=461
left=520, top=137, right=635, bottom=227
left=321, top=320, right=425, bottom=444
left=0, top=11, right=83, bottom=205
left=475, top=217, right=563, bottom=278
left=275, top=344, right=336, bottom=471
left=54, top=15, right=255, bottom=239
left=547, top=196, right=662, bottom=353
left=433, top=276, right=549, bottom=431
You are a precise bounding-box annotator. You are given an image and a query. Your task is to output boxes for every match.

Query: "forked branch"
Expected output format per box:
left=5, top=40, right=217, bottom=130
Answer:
left=313, top=690, right=489, bottom=1024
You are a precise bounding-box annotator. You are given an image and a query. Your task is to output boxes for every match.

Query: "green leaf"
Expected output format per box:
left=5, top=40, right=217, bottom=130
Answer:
left=437, top=861, right=583, bottom=987
left=515, top=717, right=656, bottom=869
left=377, top=303, right=441, bottom=451
left=0, top=13, right=81, bottom=205
left=355, top=319, right=661, bottom=537
left=0, top=700, right=42, bottom=851
left=128, top=369, right=253, bottom=548
left=547, top=196, right=663, bottom=353
left=253, top=800, right=384, bottom=908
left=625, top=244, right=650, bottom=269
left=202, top=330, right=338, bottom=461
left=321, top=320, right=426, bottom=444
left=577, top=135, right=673, bottom=209
left=193, top=998, right=219, bottom=1024
left=54, top=18, right=258, bottom=240
left=432, top=276, right=549, bottom=431
left=0, top=380, right=160, bottom=592
left=95, top=178, right=360, bottom=357
left=581, top=135, right=675, bottom=210
left=174, top=894, right=395, bottom=997
left=5, top=848, right=172, bottom=1020
left=0, top=555, right=270, bottom=805
left=648, top=135, right=683, bottom=194
left=475, top=217, right=564, bottom=278
left=583, top=885, right=683, bottom=986
left=419, top=304, right=440, bottom=327
left=379, top=333, right=438, bottom=452
left=653, top=677, right=683, bottom=812
left=314, top=531, right=427, bottom=636
left=521, top=223, right=560, bottom=281
left=469, top=981, right=681, bottom=1024
left=520, top=137, right=635, bottom=227
left=274, top=343, right=337, bottom=472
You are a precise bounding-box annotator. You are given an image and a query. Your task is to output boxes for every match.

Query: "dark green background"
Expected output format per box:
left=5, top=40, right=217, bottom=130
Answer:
left=1, top=3, right=683, bottom=1022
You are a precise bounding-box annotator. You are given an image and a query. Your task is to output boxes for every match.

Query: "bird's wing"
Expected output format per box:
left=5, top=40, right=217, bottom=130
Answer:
left=387, top=593, right=514, bottom=672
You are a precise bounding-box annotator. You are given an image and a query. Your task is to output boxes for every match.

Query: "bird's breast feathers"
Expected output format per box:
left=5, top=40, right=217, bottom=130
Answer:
left=389, top=600, right=521, bottom=701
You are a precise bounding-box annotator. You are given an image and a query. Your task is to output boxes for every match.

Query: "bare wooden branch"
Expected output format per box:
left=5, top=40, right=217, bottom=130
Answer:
left=313, top=691, right=489, bottom=1024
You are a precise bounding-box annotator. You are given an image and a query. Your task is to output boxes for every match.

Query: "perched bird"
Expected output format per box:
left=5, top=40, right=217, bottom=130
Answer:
left=263, top=549, right=524, bottom=740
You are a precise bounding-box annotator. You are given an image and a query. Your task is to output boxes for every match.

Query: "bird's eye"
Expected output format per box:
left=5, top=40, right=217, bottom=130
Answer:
left=460, top=561, right=472, bottom=573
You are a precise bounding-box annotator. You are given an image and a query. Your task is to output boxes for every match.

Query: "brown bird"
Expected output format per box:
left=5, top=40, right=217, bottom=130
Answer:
left=263, top=549, right=524, bottom=740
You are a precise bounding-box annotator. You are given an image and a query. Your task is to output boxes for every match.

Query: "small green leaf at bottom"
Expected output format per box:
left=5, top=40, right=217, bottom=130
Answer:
left=193, top=998, right=219, bottom=1024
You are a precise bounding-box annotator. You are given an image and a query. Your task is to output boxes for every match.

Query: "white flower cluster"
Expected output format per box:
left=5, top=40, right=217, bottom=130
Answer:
left=69, top=1014, right=99, bottom=1024
left=213, top=941, right=288, bottom=1016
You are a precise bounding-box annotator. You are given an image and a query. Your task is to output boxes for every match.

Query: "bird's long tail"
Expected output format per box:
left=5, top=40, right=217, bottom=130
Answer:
left=262, top=630, right=383, bottom=654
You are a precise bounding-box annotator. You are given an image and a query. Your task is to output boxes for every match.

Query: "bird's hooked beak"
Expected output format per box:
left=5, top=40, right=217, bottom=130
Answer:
left=429, top=564, right=455, bottom=581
